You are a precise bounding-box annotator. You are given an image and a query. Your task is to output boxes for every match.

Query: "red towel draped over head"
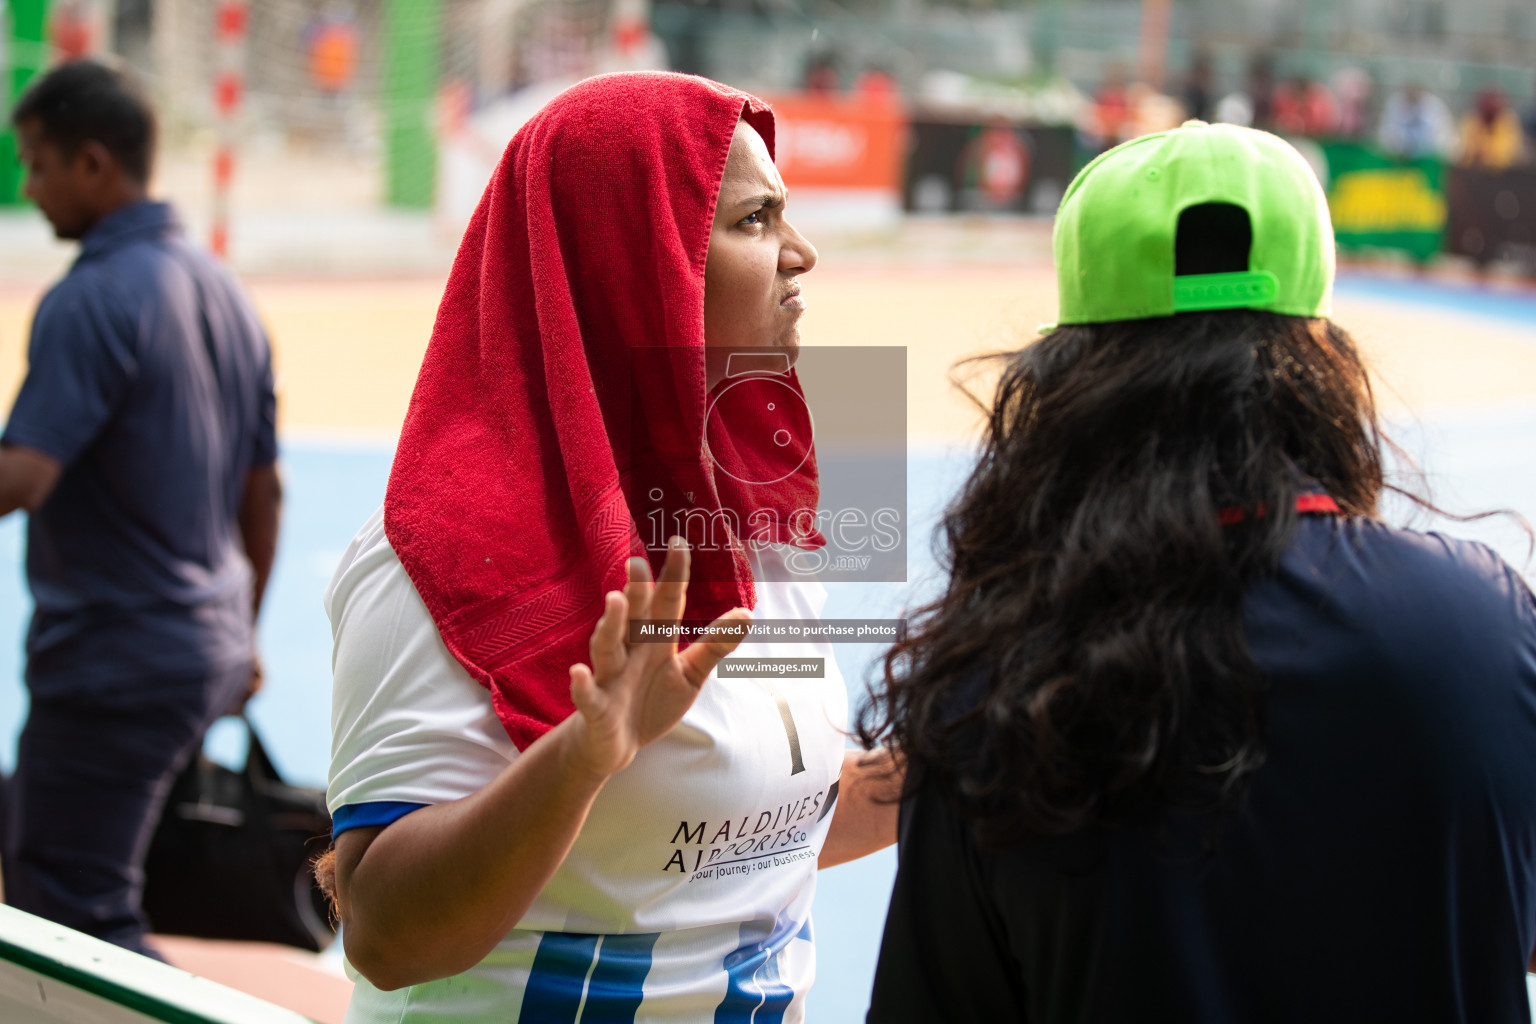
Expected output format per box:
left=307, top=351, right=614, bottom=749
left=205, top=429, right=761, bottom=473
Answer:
left=384, top=72, right=820, bottom=750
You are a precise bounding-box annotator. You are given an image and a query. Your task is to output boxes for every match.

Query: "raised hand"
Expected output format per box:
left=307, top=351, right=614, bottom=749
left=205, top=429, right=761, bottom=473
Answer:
left=567, top=537, right=751, bottom=779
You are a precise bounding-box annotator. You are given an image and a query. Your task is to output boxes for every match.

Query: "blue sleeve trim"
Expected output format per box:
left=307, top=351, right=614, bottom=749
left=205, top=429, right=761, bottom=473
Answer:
left=332, top=801, right=429, bottom=837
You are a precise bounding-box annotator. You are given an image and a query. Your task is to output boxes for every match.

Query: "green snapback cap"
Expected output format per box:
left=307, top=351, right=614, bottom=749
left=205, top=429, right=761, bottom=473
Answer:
left=1050, top=120, right=1335, bottom=327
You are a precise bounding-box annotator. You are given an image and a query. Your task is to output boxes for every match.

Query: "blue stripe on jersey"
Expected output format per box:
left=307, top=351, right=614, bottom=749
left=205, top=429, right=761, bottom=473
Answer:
left=523, top=932, right=600, bottom=1023
left=330, top=800, right=428, bottom=836
left=713, top=914, right=804, bottom=1024
left=580, top=933, right=660, bottom=1023
left=520, top=931, right=661, bottom=1024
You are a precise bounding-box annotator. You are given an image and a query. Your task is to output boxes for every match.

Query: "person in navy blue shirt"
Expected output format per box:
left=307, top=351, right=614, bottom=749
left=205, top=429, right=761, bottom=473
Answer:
left=862, top=123, right=1536, bottom=1022
left=2, top=60, right=281, bottom=956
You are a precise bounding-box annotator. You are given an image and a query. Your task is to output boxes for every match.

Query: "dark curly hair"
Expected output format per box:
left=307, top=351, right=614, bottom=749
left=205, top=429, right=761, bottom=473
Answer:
left=859, top=309, right=1392, bottom=846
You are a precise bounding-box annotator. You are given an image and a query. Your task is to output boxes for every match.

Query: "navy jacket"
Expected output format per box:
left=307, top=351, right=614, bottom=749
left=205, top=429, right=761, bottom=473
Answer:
left=871, top=516, right=1536, bottom=1023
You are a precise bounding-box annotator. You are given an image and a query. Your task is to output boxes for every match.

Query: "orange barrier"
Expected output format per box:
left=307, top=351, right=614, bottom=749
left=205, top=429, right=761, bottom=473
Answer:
left=764, top=94, right=906, bottom=192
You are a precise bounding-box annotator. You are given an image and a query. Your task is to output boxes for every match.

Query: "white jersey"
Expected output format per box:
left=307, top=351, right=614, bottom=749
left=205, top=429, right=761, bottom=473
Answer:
left=326, top=507, right=848, bottom=1023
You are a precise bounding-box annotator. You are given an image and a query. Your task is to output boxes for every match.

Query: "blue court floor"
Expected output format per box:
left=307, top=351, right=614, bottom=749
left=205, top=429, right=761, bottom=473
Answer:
left=0, top=271, right=1531, bottom=1020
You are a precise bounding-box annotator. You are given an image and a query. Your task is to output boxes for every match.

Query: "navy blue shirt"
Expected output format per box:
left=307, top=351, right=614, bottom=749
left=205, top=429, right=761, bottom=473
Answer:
left=870, top=516, right=1536, bottom=1023
left=4, top=201, right=277, bottom=694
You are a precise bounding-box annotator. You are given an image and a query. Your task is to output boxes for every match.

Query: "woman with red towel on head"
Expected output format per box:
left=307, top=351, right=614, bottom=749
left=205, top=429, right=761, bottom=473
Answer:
left=319, top=73, right=897, bottom=1021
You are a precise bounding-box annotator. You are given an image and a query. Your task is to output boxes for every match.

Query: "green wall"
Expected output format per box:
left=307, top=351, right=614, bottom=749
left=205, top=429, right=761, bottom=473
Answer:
left=0, top=0, right=50, bottom=206
left=381, top=0, right=440, bottom=209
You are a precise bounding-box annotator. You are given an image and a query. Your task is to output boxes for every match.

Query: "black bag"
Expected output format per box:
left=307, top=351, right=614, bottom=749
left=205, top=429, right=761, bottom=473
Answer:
left=142, top=715, right=336, bottom=951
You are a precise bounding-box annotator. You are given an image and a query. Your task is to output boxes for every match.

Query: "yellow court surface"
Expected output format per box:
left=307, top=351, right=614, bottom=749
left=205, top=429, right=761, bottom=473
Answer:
left=4, top=261, right=1533, bottom=446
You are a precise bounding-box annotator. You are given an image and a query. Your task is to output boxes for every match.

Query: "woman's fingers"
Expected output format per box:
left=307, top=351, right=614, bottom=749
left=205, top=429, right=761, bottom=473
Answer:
left=649, top=537, right=691, bottom=630
left=622, top=555, right=653, bottom=623
left=588, top=590, right=629, bottom=680
left=569, top=662, right=602, bottom=716
left=677, top=608, right=753, bottom=688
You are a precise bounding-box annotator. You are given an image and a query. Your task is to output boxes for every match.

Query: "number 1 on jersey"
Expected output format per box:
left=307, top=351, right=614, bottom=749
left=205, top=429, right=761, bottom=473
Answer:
left=761, top=681, right=806, bottom=776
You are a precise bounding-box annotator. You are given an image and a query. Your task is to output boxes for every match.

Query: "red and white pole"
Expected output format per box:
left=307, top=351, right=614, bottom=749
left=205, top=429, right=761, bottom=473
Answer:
left=211, top=0, right=249, bottom=259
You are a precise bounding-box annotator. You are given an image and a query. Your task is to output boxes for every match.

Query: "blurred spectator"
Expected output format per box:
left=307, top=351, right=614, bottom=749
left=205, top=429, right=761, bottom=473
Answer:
left=1182, top=50, right=1214, bottom=123
left=1214, top=53, right=1275, bottom=130
left=1523, top=77, right=1536, bottom=161
left=959, top=116, right=1029, bottom=210
left=1378, top=84, right=1456, bottom=159
left=1332, top=67, right=1375, bottom=139
left=1128, top=82, right=1187, bottom=138
left=1245, top=53, right=1276, bottom=131
left=49, top=1, right=97, bottom=61
left=3, top=61, right=279, bottom=956
left=305, top=9, right=360, bottom=97
left=1457, top=88, right=1523, bottom=170
left=1214, top=89, right=1254, bottom=127
left=1271, top=76, right=1339, bottom=137
left=1082, top=63, right=1133, bottom=152
left=855, top=66, right=899, bottom=100
left=804, top=53, right=841, bottom=95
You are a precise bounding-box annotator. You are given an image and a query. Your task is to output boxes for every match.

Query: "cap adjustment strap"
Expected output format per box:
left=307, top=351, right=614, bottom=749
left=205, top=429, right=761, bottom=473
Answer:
left=1171, top=270, right=1280, bottom=312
